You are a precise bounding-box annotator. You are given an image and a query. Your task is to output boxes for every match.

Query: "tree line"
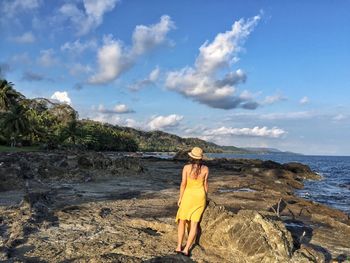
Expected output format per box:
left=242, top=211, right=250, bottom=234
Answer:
left=0, top=79, right=138, bottom=151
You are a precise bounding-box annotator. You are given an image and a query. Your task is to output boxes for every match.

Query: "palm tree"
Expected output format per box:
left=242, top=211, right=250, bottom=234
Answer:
left=0, top=79, right=24, bottom=111
left=0, top=104, right=31, bottom=146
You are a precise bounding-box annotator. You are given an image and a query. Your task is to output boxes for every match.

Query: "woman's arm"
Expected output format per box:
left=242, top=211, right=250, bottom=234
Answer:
left=178, top=165, right=187, bottom=206
left=204, top=167, right=209, bottom=194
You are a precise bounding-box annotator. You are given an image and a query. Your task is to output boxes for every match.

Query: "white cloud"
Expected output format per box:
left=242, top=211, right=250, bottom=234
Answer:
left=38, top=49, right=57, bottom=67
left=11, top=32, right=36, bottom=43
left=165, top=15, right=261, bottom=109
left=88, top=110, right=145, bottom=130
left=131, top=15, right=175, bottom=56
left=97, top=104, right=134, bottom=114
left=129, top=67, right=160, bottom=91
left=91, top=113, right=122, bottom=125
left=204, top=126, right=286, bottom=138
left=88, top=112, right=183, bottom=131
left=147, top=114, right=183, bottom=130
left=88, top=35, right=131, bottom=84
left=124, top=118, right=139, bottom=128
left=89, top=111, right=140, bottom=127
left=89, top=16, right=174, bottom=84
left=59, top=0, right=119, bottom=36
left=149, top=67, right=161, bottom=82
left=181, top=124, right=209, bottom=137
left=239, top=89, right=255, bottom=100
left=51, top=91, right=71, bottom=104
left=299, top=96, right=309, bottom=105
left=2, top=0, right=41, bottom=17
left=61, top=39, right=97, bottom=54
left=113, top=104, right=133, bottom=113
left=262, top=94, right=287, bottom=105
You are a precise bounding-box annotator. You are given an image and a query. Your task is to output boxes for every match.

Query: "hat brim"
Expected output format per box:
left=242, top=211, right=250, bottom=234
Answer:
left=188, top=152, right=203, bottom=159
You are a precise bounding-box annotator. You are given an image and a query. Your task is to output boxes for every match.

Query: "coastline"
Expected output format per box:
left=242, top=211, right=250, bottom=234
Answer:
left=0, top=151, right=349, bottom=262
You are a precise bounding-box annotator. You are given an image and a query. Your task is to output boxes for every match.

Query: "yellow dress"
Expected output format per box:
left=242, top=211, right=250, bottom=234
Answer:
left=175, top=173, right=206, bottom=223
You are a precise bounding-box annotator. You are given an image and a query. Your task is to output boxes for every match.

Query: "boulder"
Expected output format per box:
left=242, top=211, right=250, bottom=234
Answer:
left=198, top=201, right=332, bottom=262
left=283, top=162, right=321, bottom=180
left=173, top=150, right=190, bottom=161
left=199, top=201, right=294, bottom=262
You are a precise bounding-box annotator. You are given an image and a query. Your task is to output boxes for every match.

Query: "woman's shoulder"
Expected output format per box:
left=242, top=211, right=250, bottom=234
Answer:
left=183, top=163, right=192, bottom=169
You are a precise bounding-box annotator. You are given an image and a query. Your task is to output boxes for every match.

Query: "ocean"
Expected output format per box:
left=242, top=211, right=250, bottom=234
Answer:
left=207, top=153, right=350, bottom=215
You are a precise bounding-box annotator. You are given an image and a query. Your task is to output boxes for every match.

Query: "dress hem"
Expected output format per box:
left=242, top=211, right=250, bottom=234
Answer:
left=175, top=217, right=200, bottom=224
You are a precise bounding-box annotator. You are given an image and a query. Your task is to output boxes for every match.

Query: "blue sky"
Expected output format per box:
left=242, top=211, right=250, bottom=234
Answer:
left=1, top=0, right=349, bottom=155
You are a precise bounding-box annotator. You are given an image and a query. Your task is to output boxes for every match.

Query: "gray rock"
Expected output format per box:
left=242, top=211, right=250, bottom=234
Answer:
left=200, top=201, right=294, bottom=262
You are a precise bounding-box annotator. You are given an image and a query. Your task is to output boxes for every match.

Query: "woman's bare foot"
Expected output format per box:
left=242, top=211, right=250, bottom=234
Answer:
left=175, top=245, right=182, bottom=253
left=181, top=248, right=190, bottom=256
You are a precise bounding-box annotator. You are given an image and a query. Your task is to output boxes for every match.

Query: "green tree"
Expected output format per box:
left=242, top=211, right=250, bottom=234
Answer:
left=0, top=79, right=24, bottom=111
left=0, top=104, right=31, bottom=146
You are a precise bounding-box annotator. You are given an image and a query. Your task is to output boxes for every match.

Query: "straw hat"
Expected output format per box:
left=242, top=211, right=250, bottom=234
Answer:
left=188, top=147, right=204, bottom=160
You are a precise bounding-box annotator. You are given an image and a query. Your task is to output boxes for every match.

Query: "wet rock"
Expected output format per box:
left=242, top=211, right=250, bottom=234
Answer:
left=283, top=162, right=321, bottom=180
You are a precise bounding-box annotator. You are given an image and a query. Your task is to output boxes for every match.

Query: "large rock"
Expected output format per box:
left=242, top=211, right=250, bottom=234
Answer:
left=199, top=201, right=329, bottom=263
left=283, top=162, right=321, bottom=180
left=173, top=150, right=190, bottom=161
left=199, top=201, right=294, bottom=262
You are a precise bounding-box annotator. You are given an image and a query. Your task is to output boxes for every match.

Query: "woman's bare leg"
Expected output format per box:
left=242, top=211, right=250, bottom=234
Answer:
left=176, top=219, right=186, bottom=251
left=182, top=221, right=198, bottom=255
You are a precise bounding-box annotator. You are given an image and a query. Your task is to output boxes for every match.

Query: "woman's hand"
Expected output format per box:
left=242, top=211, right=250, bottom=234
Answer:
left=177, top=198, right=181, bottom=207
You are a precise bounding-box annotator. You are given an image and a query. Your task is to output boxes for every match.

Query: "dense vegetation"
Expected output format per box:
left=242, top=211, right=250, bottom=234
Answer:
left=0, top=79, right=137, bottom=151
left=0, top=79, right=248, bottom=153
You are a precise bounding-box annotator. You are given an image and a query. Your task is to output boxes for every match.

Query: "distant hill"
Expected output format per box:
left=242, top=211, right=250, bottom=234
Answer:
left=83, top=120, right=297, bottom=154
left=107, top=124, right=249, bottom=153
left=80, top=120, right=244, bottom=153
left=243, top=147, right=301, bottom=155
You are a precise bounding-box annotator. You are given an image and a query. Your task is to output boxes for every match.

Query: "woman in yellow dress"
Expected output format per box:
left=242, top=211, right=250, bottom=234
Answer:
left=175, top=147, right=209, bottom=256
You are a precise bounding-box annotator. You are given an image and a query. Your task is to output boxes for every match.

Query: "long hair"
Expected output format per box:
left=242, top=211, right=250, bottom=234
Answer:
left=189, top=157, right=202, bottom=179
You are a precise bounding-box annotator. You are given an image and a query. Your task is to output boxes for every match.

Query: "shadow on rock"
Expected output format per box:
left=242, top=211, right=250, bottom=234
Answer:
left=145, top=253, right=196, bottom=263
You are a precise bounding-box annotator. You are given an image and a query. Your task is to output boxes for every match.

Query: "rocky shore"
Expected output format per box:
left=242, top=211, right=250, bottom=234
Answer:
left=0, top=151, right=349, bottom=262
